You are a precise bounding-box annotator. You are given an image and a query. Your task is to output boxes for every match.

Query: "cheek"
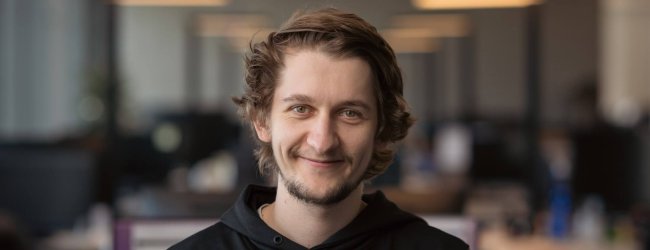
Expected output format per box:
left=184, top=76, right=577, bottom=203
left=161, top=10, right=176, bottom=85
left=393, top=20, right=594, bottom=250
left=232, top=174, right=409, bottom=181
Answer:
left=271, top=120, right=302, bottom=151
left=343, top=128, right=376, bottom=161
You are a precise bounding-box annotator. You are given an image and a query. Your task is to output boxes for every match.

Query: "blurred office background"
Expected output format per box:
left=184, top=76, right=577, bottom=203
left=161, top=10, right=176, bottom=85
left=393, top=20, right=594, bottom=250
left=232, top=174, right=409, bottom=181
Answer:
left=0, top=0, right=648, bottom=249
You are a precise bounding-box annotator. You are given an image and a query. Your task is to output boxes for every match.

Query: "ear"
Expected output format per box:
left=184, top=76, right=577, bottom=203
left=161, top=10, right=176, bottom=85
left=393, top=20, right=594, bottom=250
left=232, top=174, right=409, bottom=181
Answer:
left=253, top=120, right=271, bottom=143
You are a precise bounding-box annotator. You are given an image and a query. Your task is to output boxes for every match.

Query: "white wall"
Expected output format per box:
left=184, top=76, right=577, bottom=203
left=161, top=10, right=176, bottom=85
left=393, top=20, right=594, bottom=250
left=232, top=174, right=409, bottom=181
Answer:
left=118, top=7, right=189, bottom=129
left=0, top=0, right=88, bottom=139
left=601, top=0, right=650, bottom=126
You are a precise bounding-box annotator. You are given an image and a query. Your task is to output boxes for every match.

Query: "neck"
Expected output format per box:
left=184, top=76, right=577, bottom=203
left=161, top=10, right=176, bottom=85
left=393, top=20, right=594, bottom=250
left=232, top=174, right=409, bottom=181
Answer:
left=261, top=178, right=365, bottom=248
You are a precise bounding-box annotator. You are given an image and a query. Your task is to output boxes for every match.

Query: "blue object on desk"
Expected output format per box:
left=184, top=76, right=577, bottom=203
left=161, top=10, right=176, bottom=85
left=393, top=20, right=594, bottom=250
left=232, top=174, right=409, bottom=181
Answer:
left=549, top=181, right=572, bottom=239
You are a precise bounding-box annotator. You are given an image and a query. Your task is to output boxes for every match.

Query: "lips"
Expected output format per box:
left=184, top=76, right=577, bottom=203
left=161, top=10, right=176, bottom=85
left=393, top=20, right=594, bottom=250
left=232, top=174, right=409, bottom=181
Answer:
left=298, top=156, right=344, bottom=168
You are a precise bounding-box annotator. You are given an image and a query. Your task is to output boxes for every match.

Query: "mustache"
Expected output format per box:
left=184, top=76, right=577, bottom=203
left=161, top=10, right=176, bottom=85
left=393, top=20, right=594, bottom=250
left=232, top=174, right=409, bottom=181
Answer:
left=289, top=147, right=351, bottom=163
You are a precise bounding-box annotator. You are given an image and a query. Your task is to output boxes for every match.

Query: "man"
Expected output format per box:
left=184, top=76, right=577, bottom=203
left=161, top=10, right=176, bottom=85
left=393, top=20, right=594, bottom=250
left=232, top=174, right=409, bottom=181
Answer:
left=171, top=8, right=468, bottom=250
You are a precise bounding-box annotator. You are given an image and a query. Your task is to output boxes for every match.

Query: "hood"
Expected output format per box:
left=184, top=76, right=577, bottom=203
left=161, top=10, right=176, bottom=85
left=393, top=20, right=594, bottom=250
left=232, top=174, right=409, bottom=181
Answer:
left=220, top=185, right=425, bottom=249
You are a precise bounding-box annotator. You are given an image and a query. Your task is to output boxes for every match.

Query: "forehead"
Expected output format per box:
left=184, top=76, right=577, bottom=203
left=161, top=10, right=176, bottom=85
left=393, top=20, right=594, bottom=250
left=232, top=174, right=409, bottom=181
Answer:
left=275, top=49, right=376, bottom=102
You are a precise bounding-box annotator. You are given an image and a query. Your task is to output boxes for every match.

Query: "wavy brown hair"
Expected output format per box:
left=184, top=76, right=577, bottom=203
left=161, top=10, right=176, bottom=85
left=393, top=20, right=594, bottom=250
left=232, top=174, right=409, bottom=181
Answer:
left=233, top=8, right=414, bottom=180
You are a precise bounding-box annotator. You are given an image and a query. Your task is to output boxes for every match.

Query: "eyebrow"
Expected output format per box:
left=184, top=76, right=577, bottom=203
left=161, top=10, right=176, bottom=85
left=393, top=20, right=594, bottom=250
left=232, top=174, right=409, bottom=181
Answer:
left=281, top=94, right=372, bottom=111
left=281, top=94, right=313, bottom=104
left=340, top=100, right=372, bottom=112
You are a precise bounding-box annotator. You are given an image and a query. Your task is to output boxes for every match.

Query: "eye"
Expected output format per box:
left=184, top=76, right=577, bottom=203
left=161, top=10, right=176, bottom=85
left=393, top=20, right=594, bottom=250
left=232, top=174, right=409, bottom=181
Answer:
left=291, top=105, right=309, bottom=114
left=341, top=109, right=361, bottom=119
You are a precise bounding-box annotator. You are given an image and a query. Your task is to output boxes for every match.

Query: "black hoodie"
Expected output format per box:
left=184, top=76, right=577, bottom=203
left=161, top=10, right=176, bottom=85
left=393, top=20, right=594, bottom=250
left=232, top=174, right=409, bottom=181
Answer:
left=169, top=185, right=468, bottom=250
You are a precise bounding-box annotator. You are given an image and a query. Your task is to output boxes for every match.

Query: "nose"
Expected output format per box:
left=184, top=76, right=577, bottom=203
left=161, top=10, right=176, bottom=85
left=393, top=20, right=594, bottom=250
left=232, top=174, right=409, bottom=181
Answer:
left=306, top=115, right=339, bottom=154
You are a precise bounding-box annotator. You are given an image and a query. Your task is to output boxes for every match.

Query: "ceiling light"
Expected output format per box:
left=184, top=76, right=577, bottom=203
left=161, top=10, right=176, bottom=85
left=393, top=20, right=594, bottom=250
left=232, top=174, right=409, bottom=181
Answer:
left=381, top=29, right=441, bottom=53
left=113, top=0, right=229, bottom=7
left=412, top=0, right=542, bottom=10
left=391, top=14, right=470, bottom=37
left=195, top=14, right=272, bottom=50
left=383, top=36, right=440, bottom=53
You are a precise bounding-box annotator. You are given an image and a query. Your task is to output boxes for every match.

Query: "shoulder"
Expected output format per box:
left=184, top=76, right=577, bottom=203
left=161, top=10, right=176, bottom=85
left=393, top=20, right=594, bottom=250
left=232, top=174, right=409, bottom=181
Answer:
left=168, top=222, right=250, bottom=250
left=377, top=220, right=468, bottom=250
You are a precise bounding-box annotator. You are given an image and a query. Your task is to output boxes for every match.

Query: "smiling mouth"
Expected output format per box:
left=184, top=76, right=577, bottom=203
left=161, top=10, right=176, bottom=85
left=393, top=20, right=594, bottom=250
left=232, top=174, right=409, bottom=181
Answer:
left=299, top=156, right=344, bottom=167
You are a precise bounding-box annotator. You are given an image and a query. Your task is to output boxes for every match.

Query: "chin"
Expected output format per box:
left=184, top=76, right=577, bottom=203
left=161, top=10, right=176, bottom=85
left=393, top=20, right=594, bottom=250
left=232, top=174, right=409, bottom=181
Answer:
left=284, top=177, right=360, bottom=205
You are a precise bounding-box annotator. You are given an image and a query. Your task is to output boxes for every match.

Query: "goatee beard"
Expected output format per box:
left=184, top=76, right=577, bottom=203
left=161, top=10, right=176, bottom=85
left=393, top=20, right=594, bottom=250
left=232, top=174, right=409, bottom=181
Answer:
left=278, top=169, right=364, bottom=206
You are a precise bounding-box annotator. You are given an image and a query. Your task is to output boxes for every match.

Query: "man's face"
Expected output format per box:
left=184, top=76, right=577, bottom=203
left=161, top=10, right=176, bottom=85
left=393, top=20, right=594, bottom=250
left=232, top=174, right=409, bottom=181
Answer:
left=254, top=49, right=378, bottom=205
